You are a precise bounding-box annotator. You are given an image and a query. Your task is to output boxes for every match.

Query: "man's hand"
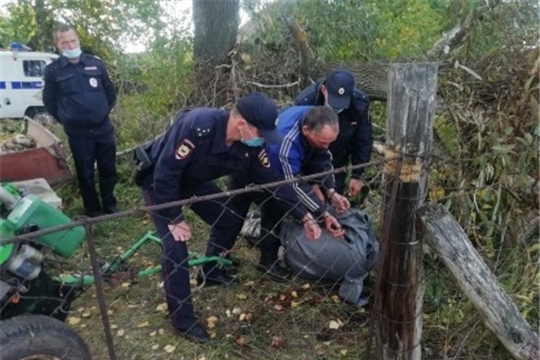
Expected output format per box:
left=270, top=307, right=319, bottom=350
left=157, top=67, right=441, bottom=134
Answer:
left=168, top=221, right=192, bottom=242
left=311, top=184, right=325, bottom=202
left=327, top=189, right=350, bottom=214
left=302, top=214, right=321, bottom=240
left=323, top=213, right=345, bottom=239
left=348, top=178, right=365, bottom=197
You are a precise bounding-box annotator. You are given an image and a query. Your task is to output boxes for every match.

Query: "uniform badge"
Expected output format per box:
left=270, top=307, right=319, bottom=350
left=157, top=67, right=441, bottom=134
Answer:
left=175, top=139, right=195, bottom=160
left=258, top=149, right=270, bottom=169
left=89, top=78, right=98, bottom=88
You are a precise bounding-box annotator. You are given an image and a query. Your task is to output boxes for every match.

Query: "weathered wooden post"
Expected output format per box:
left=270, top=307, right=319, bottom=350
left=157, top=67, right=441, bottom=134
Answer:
left=418, top=203, right=540, bottom=360
left=375, top=63, right=438, bottom=360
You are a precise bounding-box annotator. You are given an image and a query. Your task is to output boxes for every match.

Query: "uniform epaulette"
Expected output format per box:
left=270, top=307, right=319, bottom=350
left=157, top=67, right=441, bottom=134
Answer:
left=353, top=88, right=368, bottom=102
left=195, top=127, right=212, bottom=138
left=89, top=54, right=103, bottom=61
left=352, top=89, right=369, bottom=114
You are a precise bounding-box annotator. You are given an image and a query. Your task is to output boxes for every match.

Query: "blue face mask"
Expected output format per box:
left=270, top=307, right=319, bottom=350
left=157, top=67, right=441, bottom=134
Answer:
left=324, top=102, right=344, bottom=114
left=63, top=47, right=82, bottom=59
left=240, top=127, right=265, bottom=147
left=242, top=137, right=265, bottom=147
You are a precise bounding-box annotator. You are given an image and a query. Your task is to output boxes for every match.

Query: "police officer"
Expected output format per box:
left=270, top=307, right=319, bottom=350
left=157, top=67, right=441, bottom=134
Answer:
left=138, top=93, right=322, bottom=343
left=228, top=106, right=351, bottom=280
left=295, top=69, right=373, bottom=197
left=43, top=24, right=117, bottom=216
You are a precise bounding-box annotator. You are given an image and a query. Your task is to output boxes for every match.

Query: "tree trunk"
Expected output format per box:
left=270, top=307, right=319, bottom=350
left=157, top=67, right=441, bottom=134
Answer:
left=418, top=203, right=540, bottom=360
left=193, top=0, right=239, bottom=70
left=27, top=0, right=53, bottom=51
left=375, top=63, right=438, bottom=360
left=282, top=15, right=311, bottom=89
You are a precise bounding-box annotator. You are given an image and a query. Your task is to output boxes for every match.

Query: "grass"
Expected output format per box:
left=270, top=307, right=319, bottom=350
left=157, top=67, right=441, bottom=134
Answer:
left=63, top=224, right=373, bottom=359
left=53, top=160, right=373, bottom=360
left=38, top=93, right=538, bottom=360
left=50, top=160, right=537, bottom=360
left=53, top=165, right=537, bottom=359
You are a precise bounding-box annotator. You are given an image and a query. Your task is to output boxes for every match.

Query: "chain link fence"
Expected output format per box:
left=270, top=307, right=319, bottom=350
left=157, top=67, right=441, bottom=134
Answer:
left=1, top=151, right=537, bottom=360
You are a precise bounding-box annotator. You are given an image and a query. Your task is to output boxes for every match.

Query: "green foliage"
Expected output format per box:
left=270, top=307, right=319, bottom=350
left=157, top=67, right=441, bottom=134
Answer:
left=111, top=37, right=195, bottom=146
left=453, top=0, right=539, bottom=61
left=0, top=1, right=36, bottom=46
left=242, top=0, right=450, bottom=62
left=0, top=0, right=162, bottom=59
left=363, top=0, right=449, bottom=60
left=3, top=0, right=539, bottom=357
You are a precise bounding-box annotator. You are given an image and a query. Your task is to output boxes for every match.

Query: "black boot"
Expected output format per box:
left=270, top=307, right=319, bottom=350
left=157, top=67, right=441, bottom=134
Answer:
left=198, top=264, right=237, bottom=287
left=222, top=254, right=241, bottom=275
left=257, top=250, right=290, bottom=282
left=176, top=322, right=210, bottom=344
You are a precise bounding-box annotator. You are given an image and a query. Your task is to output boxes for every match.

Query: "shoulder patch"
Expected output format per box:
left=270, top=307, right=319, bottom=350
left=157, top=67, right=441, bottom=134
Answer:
left=175, top=139, right=195, bottom=160
left=258, top=149, right=270, bottom=169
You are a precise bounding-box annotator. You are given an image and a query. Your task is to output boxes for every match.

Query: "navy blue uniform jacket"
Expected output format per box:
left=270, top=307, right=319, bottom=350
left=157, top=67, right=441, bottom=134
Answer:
left=295, top=80, right=373, bottom=178
left=43, top=53, right=116, bottom=136
left=267, top=106, right=335, bottom=218
left=149, top=108, right=309, bottom=224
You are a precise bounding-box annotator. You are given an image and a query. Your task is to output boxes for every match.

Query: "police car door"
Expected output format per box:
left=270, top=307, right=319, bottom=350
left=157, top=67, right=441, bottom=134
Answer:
left=0, top=53, right=48, bottom=119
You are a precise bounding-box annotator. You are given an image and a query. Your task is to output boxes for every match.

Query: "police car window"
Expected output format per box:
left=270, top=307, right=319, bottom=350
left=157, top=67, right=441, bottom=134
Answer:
left=23, top=60, right=46, bottom=77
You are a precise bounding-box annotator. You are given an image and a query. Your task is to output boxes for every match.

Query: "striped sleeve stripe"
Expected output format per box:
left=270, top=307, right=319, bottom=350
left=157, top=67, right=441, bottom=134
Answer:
left=279, top=126, right=320, bottom=212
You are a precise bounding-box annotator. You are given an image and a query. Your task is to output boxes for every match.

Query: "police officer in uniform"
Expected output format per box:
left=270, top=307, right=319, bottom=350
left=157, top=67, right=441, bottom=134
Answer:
left=43, top=24, right=117, bottom=216
left=137, top=93, right=319, bottom=343
left=295, top=69, right=373, bottom=197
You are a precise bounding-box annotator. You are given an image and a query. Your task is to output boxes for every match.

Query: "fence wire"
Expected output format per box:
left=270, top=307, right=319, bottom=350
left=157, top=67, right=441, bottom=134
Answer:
left=1, top=152, right=537, bottom=360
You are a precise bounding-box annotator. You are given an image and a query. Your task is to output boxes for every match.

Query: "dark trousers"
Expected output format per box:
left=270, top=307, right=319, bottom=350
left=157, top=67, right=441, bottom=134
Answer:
left=224, top=174, right=287, bottom=262
left=68, top=130, right=117, bottom=213
left=334, top=172, right=347, bottom=195
left=332, top=157, right=348, bottom=195
left=141, top=177, right=243, bottom=331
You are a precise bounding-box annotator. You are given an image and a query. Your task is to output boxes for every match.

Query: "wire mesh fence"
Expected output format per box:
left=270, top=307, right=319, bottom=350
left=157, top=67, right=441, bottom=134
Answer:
left=0, top=154, right=537, bottom=360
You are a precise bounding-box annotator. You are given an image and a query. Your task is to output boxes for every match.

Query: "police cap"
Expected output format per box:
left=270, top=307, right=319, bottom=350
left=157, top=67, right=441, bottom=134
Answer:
left=324, top=69, right=355, bottom=109
left=236, top=92, right=282, bottom=144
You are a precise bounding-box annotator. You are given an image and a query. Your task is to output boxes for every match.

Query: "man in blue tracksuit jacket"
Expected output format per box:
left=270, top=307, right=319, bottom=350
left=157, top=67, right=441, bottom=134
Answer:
left=229, top=106, right=351, bottom=280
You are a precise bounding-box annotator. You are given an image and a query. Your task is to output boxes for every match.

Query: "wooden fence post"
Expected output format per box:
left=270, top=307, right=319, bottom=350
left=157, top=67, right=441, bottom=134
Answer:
left=375, top=63, right=438, bottom=360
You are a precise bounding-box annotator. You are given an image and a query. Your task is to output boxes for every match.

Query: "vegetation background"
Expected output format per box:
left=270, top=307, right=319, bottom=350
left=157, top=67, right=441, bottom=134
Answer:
left=1, top=0, right=538, bottom=359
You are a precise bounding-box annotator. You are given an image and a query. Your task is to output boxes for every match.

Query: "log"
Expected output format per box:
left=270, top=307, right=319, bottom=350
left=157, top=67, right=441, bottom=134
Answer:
left=326, top=61, right=390, bottom=101
left=375, top=63, right=438, bottom=360
left=418, top=203, right=540, bottom=360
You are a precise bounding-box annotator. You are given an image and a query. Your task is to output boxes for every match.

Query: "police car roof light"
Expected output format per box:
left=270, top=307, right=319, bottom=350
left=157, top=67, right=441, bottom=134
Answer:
left=9, top=42, right=33, bottom=52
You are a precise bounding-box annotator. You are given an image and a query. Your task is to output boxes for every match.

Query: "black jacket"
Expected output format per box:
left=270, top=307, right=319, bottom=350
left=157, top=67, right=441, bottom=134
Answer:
left=43, top=53, right=116, bottom=136
left=147, top=108, right=309, bottom=224
left=295, top=79, right=373, bottom=178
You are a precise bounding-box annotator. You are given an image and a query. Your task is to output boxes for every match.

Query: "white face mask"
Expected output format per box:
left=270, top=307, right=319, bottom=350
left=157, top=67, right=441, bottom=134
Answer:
left=63, top=47, right=82, bottom=59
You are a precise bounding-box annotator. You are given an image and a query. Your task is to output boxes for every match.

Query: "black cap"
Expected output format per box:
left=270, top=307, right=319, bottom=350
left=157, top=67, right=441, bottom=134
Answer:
left=236, top=92, right=282, bottom=144
left=324, top=69, right=355, bottom=109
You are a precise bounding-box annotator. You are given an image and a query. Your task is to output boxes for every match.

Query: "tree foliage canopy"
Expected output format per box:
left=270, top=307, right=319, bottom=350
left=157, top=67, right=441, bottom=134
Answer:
left=0, top=0, right=163, bottom=59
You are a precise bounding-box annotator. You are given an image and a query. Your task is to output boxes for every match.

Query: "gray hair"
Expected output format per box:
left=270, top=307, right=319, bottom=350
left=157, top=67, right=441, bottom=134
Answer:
left=53, top=23, right=77, bottom=41
left=303, top=106, right=339, bottom=133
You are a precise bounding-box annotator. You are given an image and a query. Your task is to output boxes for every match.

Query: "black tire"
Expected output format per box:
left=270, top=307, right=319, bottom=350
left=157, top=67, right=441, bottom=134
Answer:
left=0, top=315, right=92, bottom=360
